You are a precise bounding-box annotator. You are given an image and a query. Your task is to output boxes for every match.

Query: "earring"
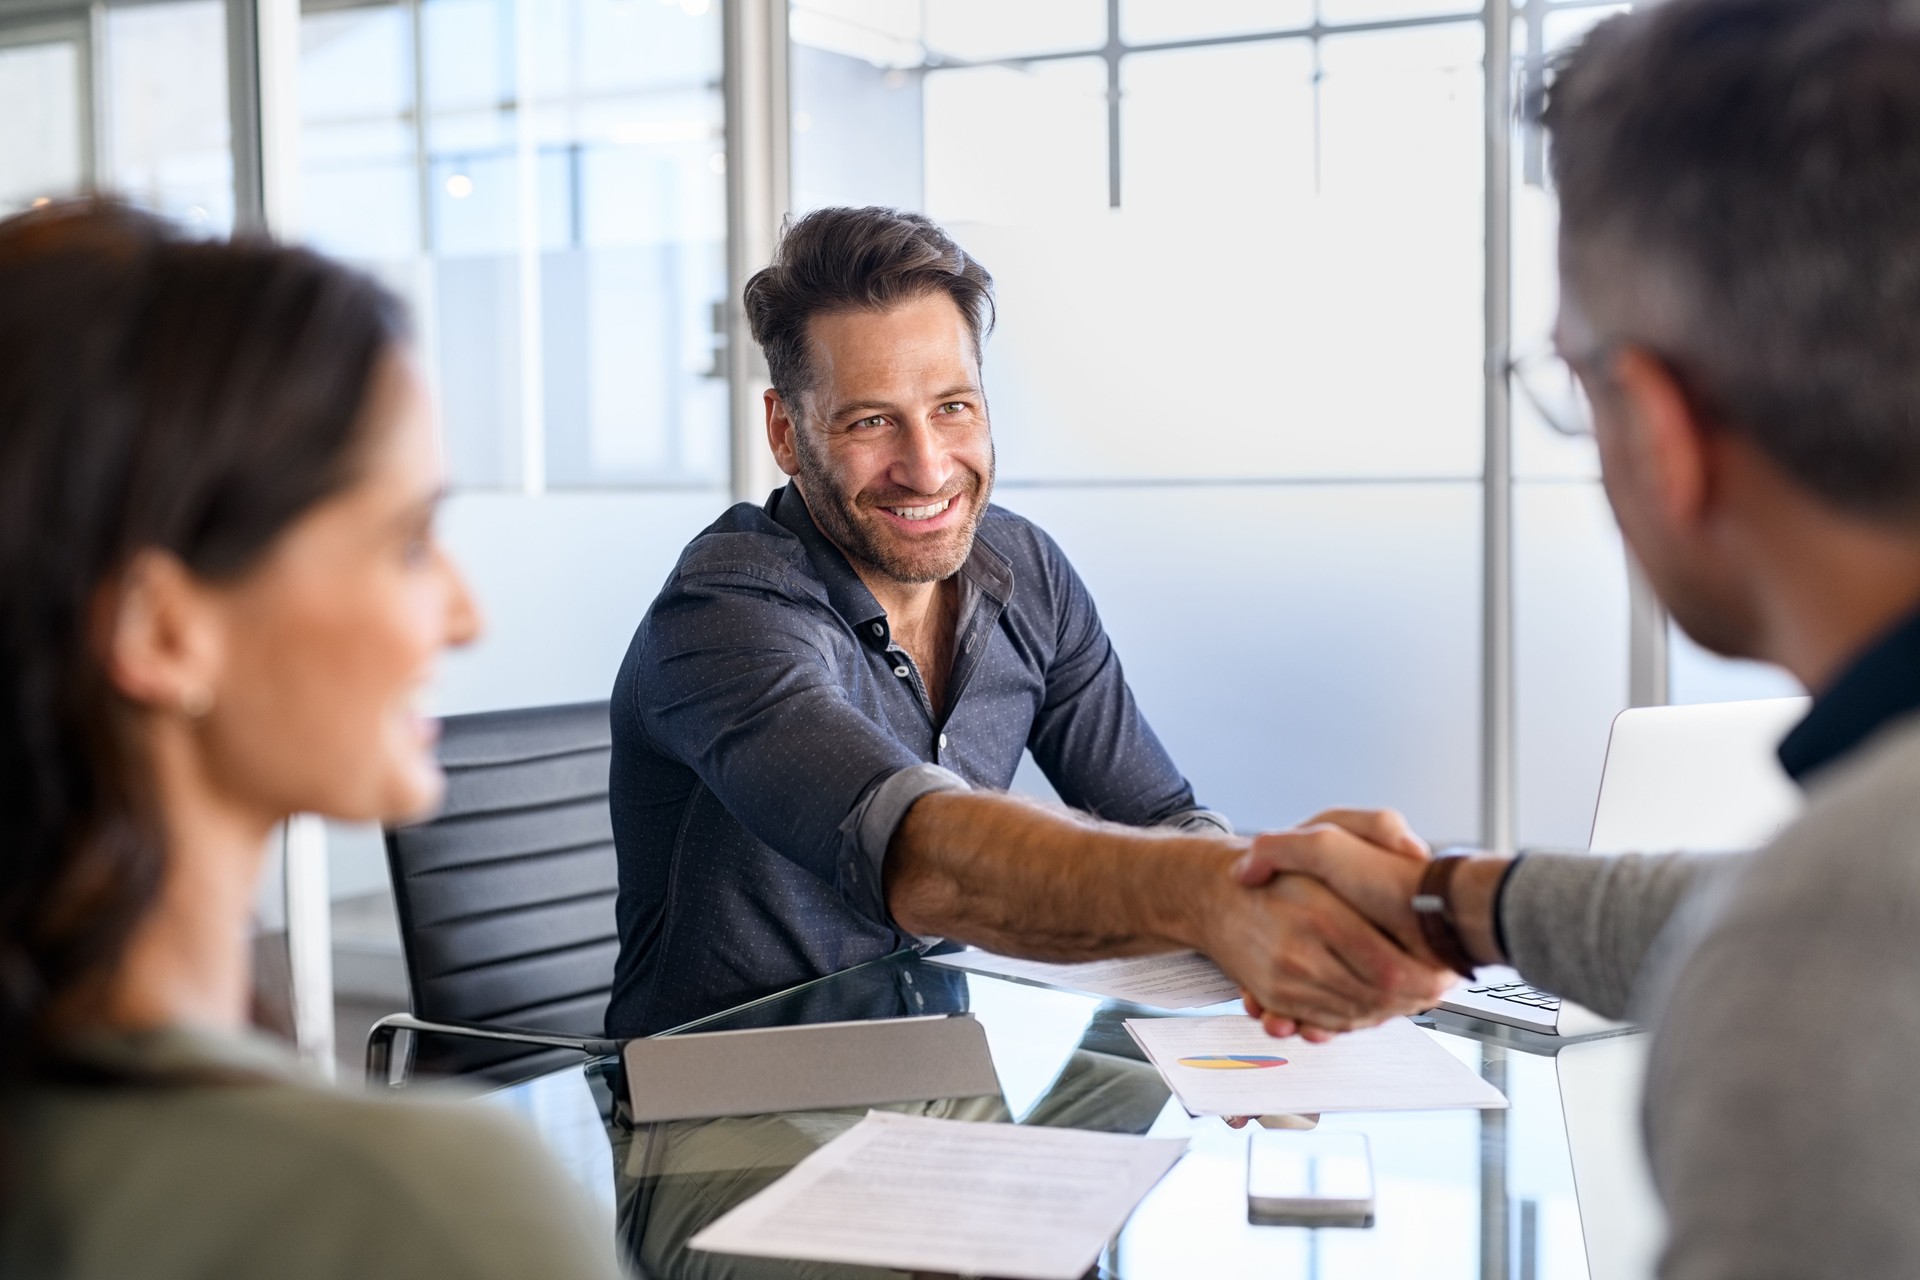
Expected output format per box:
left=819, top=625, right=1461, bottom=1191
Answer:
left=179, top=686, right=214, bottom=719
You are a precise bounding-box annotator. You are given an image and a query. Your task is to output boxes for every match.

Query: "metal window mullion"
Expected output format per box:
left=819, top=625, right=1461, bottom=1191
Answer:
left=226, top=0, right=264, bottom=230
left=1104, top=0, right=1120, bottom=209
left=246, top=0, right=334, bottom=1077
left=83, top=1, right=103, bottom=189
left=254, top=0, right=300, bottom=233
left=1482, top=0, right=1516, bottom=864
left=407, top=0, right=443, bottom=449
left=1627, top=557, right=1670, bottom=707
left=723, top=0, right=790, bottom=505
left=512, top=0, right=546, bottom=495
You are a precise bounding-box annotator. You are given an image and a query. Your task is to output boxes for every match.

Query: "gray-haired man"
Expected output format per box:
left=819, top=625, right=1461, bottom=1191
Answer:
left=1241, top=2, right=1920, bottom=1276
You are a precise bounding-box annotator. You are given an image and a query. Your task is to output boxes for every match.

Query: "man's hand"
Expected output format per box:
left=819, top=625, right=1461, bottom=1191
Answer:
left=885, top=792, right=1453, bottom=1042
left=1234, top=810, right=1439, bottom=964
left=1230, top=809, right=1514, bottom=1036
left=1196, top=860, right=1454, bottom=1043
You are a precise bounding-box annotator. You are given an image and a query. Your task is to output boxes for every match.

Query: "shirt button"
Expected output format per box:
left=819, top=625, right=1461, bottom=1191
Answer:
left=938, top=733, right=949, bottom=750
left=894, top=665, right=910, bottom=678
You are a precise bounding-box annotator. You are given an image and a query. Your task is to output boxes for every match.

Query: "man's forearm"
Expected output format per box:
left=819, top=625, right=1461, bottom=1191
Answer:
left=884, top=790, right=1242, bottom=960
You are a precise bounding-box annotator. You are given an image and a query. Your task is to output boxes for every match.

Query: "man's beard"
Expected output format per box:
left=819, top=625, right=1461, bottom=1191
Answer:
left=792, top=429, right=994, bottom=586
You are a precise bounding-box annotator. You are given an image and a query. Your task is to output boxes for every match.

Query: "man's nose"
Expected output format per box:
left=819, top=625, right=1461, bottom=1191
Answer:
left=890, top=416, right=954, bottom=495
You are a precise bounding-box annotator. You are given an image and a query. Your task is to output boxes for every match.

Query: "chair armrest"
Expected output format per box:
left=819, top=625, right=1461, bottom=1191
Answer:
left=365, top=1012, right=619, bottom=1088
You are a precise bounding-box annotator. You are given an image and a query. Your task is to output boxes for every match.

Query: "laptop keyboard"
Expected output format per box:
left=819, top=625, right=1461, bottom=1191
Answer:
left=1467, top=981, right=1563, bottom=1012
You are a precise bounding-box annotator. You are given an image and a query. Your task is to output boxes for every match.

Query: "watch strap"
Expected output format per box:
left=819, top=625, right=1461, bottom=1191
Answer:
left=1412, top=854, right=1479, bottom=979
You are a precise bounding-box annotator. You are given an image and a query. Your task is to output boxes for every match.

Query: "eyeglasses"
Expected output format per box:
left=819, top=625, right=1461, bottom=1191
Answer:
left=1507, top=344, right=1595, bottom=439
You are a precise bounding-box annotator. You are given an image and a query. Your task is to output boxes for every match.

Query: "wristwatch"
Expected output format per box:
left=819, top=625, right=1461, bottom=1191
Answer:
left=1411, top=853, right=1480, bottom=979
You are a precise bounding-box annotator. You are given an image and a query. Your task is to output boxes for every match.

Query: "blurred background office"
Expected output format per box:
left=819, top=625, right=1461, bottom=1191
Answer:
left=0, top=0, right=1800, bottom=1265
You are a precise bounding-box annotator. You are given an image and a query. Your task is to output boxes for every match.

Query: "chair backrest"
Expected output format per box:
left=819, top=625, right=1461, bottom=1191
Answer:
left=384, top=700, right=618, bottom=1082
left=1566, top=695, right=1808, bottom=1280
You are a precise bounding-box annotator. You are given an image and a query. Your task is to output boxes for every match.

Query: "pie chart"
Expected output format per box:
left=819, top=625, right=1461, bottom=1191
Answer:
left=1177, top=1054, right=1289, bottom=1070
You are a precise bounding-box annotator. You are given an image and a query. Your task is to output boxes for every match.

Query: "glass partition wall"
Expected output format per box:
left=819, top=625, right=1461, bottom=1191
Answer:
left=791, top=0, right=1648, bottom=851
left=0, top=0, right=234, bottom=223
left=0, top=0, right=1804, bottom=835
left=299, top=0, right=728, bottom=490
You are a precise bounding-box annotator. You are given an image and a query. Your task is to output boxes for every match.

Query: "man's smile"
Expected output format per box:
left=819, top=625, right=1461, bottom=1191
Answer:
left=872, top=492, right=967, bottom=533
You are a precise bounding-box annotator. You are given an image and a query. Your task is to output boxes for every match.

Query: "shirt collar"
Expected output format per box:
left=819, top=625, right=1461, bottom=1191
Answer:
left=769, top=483, right=887, bottom=636
left=1777, top=602, right=1920, bottom=782
left=767, top=482, right=1015, bottom=649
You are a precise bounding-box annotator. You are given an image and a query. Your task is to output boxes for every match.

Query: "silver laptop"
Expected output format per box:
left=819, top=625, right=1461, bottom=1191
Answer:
left=1546, top=697, right=1807, bottom=1280
left=1435, top=696, right=1808, bottom=1036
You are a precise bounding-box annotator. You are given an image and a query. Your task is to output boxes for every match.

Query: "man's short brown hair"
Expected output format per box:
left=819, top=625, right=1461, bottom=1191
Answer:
left=743, top=206, right=995, bottom=405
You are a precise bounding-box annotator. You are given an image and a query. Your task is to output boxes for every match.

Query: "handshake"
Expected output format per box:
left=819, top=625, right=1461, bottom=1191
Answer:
left=1202, top=809, right=1511, bottom=1043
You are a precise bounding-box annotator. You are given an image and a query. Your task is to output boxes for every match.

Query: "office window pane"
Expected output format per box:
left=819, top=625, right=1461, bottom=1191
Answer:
left=1005, top=484, right=1482, bottom=840
left=1511, top=6, right=1628, bottom=479
left=1321, top=0, right=1479, bottom=23
left=791, top=40, right=923, bottom=212
left=1515, top=482, right=1629, bottom=848
left=924, top=59, right=1108, bottom=224
left=965, top=204, right=1482, bottom=482
left=301, top=0, right=726, bottom=491
left=790, top=0, right=923, bottom=69
left=301, top=6, right=417, bottom=260
left=101, top=1, right=233, bottom=232
left=1512, top=179, right=1601, bottom=480
left=1121, top=0, right=1313, bottom=44
left=0, top=36, right=83, bottom=213
left=1121, top=40, right=1316, bottom=211
left=524, top=0, right=727, bottom=487
left=1318, top=23, right=1481, bottom=209
left=923, top=0, right=1104, bottom=62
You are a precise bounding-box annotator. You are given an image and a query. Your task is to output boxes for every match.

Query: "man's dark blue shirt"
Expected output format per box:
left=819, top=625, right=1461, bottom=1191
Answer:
left=605, top=484, right=1223, bottom=1035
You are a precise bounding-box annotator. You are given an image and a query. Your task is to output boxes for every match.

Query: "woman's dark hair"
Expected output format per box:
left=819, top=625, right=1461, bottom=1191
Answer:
left=743, top=206, right=996, bottom=406
left=0, top=201, right=406, bottom=1164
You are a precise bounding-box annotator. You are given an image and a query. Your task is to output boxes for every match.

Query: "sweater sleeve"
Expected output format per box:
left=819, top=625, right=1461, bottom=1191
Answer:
left=1497, top=851, right=1726, bottom=1018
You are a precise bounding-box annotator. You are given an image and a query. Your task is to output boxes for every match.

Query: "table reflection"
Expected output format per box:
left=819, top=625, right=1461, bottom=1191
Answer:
left=604, top=956, right=1173, bottom=1279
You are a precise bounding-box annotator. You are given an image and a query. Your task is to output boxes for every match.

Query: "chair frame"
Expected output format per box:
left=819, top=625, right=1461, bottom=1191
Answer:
left=365, top=1013, right=619, bottom=1088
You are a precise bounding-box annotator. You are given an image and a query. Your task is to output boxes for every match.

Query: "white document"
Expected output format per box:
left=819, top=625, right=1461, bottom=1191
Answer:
left=926, top=947, right=1241, bottom=1010
left=686, top=1110, right=1186, bottom=1280
left=1124, top=1015, right=1509, bottom=1116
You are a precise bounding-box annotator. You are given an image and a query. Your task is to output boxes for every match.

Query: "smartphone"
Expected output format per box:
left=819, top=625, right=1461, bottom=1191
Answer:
left=1246, top=1130, right=1376, bottom=1228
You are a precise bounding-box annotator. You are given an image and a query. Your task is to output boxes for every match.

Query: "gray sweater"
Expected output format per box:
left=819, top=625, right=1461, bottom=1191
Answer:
left=1501, top=714, right=1920, bottom=1280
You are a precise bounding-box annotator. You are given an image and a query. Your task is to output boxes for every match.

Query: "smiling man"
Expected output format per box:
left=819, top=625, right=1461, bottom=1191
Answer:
left=603, top=207, right=1449, bottom=1036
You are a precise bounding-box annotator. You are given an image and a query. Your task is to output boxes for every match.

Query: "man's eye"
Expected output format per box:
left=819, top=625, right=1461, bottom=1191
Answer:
left=938, top=402, right=967, bottom=414
left=852, top=415, right=887, bottom=430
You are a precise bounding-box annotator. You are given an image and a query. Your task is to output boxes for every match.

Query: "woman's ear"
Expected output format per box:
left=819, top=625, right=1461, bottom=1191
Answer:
left=98, top=550, right=227, bottom=718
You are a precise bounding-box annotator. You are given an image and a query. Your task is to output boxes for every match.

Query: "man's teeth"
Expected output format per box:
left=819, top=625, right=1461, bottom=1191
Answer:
left=887, top=498, right=952, bottom=521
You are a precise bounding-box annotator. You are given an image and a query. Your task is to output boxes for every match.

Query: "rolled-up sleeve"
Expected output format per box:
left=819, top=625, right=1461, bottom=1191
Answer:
left=633, top=564, right=955, bottom=926
left=838, top=762, right=972, bottom=923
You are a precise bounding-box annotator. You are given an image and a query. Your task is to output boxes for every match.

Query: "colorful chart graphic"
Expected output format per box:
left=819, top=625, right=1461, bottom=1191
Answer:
left=1176, top=1054, right=1289, bottom=1070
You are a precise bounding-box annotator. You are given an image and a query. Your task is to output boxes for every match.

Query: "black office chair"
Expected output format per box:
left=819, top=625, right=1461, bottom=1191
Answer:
left=367, top=700, right=623, bottom=1087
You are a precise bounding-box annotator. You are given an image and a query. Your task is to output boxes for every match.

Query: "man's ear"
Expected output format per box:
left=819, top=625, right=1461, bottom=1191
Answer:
left=1607, top=347, right=1716, bottom=537
left=98, top=549, right=226, bottom=717
left=765, top=390, right=802, bottom=478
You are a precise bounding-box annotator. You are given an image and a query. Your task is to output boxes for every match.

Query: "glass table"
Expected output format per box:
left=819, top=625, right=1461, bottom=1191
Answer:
left=482, top=951, right=1640, bottom=1280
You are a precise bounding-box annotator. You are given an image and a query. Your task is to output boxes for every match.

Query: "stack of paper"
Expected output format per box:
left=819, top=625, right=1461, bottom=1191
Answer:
left=687, top=1111, right=1186, bottom=1280
left=926, top=947, right=1242, bottom=1010
left=1124, top=1015, right=1509, bottom=1116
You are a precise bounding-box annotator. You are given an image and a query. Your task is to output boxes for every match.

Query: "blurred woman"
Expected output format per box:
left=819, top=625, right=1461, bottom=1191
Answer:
left=0, top=200, right=626, bottom=1279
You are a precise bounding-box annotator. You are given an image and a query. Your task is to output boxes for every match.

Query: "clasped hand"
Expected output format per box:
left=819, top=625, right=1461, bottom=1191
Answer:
left=1207, top=809, right=1455, bottom=1043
